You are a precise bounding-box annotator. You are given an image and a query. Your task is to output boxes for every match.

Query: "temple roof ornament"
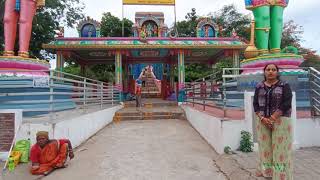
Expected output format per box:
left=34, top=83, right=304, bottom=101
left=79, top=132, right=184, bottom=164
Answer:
left=196, top=17, right=218, bottom=38
left=77, top=17, right=101, bottom=37
left=133, top=12, right=168, bottom=38
left=77, top=16, right=101, bottom=31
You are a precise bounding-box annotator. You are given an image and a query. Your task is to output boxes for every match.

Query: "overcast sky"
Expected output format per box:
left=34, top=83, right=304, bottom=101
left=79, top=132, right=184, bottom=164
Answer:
left=65, top=0, right=320, bottom=54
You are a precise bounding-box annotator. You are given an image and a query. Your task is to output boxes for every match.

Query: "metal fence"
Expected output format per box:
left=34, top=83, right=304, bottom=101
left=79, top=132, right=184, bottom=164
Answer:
left=309, top=67, right=320, bottom=116
left=0, top=70, right=120, bottom=119
left=185, top=71, right=223, bottom=111
left=185, top=67, right=319, bottom=118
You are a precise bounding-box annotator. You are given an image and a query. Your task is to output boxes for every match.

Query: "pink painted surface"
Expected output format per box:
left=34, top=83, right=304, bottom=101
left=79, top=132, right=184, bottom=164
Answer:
left=4, top=0, right=37, bottom=52
left=0, top=60, right=49, bottom=70
left=185, top=103, right=245, bottom=120
left=55, top=37, right=243, bottom=42
left=242, top=59, right=303, bottom=68
left=0, top=71, right=48, bottom=76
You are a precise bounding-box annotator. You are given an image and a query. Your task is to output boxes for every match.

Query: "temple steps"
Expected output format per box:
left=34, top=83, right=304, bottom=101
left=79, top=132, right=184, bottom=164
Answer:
left=114, top=100, right=185, bottom=122
left=113, top=110, right=185, bottom=121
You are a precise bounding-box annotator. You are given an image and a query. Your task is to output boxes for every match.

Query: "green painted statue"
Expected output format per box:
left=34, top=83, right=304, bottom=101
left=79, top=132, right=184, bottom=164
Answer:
left=245, top=0, right=289, bottom=54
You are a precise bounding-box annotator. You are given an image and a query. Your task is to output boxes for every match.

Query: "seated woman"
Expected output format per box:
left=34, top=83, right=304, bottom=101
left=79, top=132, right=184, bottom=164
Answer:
left=30, top=131, right=74, bottom=175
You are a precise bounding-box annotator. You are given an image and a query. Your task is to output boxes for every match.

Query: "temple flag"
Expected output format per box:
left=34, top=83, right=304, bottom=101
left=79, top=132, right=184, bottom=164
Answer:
left=123, top=0, right=175, bottom=5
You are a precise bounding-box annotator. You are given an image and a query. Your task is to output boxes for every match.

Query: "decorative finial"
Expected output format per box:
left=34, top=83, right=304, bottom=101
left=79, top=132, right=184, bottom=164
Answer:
left=244, top=20, right=259, bottom=59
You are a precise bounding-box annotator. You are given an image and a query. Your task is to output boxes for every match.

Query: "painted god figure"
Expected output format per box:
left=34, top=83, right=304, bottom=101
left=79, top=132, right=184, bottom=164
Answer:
left=3, top=0, right=45, bottom=57
left=245, top=0, right=289, bottom=54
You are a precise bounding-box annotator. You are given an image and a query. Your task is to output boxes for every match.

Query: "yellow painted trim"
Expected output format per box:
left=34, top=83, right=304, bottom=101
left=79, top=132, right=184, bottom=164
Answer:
left=246, top=4, right=287, bottom=10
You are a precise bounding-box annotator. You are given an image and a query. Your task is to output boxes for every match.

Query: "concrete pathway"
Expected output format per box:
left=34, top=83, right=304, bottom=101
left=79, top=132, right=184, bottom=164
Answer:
left=1, top=120, right=226, bottom=180
left=228, top=147, right=320, bottom=180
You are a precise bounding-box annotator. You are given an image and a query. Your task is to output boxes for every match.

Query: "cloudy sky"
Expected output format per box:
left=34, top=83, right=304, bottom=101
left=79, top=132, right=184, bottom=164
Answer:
left=65, top=0, right=320, bottom=54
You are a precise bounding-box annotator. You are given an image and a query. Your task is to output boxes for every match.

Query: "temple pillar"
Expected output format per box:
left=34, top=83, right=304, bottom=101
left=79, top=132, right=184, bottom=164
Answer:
left=115, top=51, right=123, bottom=101
left=80, top=64, right=86, bottom=76
left=169, top=62, right=175, bottom=93
left=123, top=59, right=129, bottom=94
left=56, top=51, right=64, bottom=72
left=233, top=50, right=240, bottom=75
left=177, top=50, right=185, bottom=103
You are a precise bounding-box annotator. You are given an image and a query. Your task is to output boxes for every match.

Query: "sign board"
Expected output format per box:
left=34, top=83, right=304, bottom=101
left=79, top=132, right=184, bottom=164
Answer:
left=123, top=0, right=175, bottom=5
left=237, top=75, right=299, bottom=91
left=33, top=76, right=50, bottom=88
left=0, top=113, right=15, bottom=152
left=0, top=110, right=23, bottom=161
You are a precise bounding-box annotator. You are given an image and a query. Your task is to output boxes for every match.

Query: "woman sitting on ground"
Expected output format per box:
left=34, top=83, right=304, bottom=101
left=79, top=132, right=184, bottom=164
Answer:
left=30, top=131, right=74, bottom=175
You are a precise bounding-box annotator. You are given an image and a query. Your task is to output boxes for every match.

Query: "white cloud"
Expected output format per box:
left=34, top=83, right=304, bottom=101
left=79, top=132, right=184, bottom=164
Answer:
left=66, top=0, right=320, bottom=53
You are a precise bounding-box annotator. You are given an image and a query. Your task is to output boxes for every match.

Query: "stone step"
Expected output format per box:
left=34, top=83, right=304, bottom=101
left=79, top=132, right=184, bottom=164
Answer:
left=113, top=113, right=185, bottom=121
left=117, top=111, right=179, bottom=116
left=141, top=91, right=159, bottom=94
left=142, top=87, right=158, bottom=91
left=142, top=94, right=161, bottom=98
left=123, top=102, right=178, bottom=108
left=144, top=82, right=156, bottom=86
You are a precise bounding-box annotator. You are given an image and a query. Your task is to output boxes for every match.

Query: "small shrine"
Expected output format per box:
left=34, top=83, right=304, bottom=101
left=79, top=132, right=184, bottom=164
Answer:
left=77, top=17, right=101, bottom=37
left=133, top=12, right=168, bottom=38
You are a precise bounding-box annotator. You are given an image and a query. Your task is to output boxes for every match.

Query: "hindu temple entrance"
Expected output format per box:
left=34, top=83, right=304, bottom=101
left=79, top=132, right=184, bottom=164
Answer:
left=44, top=12, right=245, bottom=103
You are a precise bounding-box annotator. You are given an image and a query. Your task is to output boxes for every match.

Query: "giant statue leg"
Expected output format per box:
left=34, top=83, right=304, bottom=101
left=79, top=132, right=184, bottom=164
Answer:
left=18, top=0, right=37, bottom=58
left=252, top=6, right=270, bottom=54
left=3, top=0, right=19, bottom=56
left=270, top=6, right=284, bottom=54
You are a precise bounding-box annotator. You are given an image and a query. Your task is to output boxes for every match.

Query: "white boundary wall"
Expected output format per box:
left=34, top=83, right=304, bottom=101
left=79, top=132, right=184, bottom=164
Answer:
left=183, top=92, right=320, bottom=154
left=16, top=105, right=122, bottom=149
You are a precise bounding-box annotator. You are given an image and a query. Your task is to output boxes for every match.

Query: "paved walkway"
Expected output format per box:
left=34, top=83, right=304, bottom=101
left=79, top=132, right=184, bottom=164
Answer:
left=227, top=147, right=320, bottom=180
left=1, top=119, right=320, bottom=180
left=1, top=120, right=226, bottom=180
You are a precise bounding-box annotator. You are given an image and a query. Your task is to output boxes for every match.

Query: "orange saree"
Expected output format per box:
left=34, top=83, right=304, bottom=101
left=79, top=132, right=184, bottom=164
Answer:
left=30, top=140, right=68, bottom=175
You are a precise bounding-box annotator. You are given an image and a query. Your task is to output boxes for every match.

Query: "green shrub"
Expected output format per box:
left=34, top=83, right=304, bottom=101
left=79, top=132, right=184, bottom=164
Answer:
left=239, top=131, right=253, bottom=153
left=224, top=146, right=232, bottom=154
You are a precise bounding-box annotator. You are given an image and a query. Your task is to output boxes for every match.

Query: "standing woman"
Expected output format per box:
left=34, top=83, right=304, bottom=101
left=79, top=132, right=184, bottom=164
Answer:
left=253, top=64, right=293, bottom=180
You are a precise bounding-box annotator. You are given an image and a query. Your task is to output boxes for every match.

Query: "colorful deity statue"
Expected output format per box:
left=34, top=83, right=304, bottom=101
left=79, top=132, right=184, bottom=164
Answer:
left=3, top=0, right=45, bottom=57
left=245, top=0, right=289, bottom=54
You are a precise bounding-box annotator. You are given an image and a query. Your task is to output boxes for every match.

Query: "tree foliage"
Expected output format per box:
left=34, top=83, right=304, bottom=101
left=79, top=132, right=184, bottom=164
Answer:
left=100, top=12, right=133, bottom=37
left=0, top=0, right=5, bottom=52
left=281, top=20, right=304, bottom=49
left=281, top=20, right=319, bottom=67
left=63, top=62, right=115, bottom=83
left=211, top=4, right=251, bottom=41
left=0, top=0, right=85, bottom=58
left=185, top=63, right=212, bottom=82
left=176, top=8, right=198, bottom=37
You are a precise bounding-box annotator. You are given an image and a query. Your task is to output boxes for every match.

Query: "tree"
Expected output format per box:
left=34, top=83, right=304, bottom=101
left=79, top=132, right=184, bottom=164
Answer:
left=213, top=57, right=233, bottom=81
left=281, top=20, right=304, bottom=49
left=64, top=62, right=115, bottom=83
left=280, top=20, right=319, bottom=67
left=0, top=0, right=85, bottom=59
left=100, top=12, right=133, bottom=37
left=299, top=48, right=320, bottom=68
left=185, top=63, right=212, bottom=82
left=210, top=4, right=251, bottom=41
left=176, top=8, right=198, bottom=37
left=0, top=0, right=5, bottom=52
